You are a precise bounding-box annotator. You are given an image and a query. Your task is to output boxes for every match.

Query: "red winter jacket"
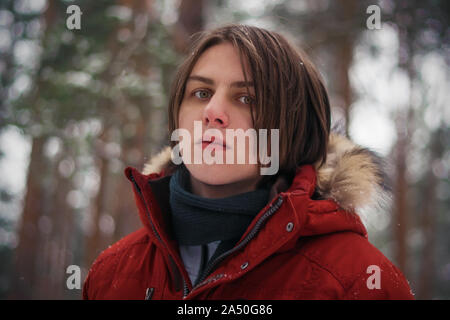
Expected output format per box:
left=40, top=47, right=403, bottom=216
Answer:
left=83, top=134, right=414, bottom=300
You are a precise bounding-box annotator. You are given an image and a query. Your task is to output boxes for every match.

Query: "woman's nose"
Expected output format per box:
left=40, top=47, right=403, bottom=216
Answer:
left=202, top=95, right=229, bottom=128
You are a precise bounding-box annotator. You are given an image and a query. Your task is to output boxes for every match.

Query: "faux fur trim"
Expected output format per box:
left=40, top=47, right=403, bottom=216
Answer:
left=314, top=134, right=391, bottom=223
left=141, top=134, right=391, bottom=219
left=142, top=146, right=173, bottom=176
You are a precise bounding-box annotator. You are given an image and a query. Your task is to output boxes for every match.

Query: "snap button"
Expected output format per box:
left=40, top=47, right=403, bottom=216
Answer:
left=241, top=262, right=249, bottom=270
left=286, top=222, right=294, bottom=232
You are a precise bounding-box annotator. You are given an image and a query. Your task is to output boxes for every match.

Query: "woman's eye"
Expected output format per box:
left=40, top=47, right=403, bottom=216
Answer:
left=238, top=95, right=253, bottom=105
left=194, top=90, right=211, bottom=100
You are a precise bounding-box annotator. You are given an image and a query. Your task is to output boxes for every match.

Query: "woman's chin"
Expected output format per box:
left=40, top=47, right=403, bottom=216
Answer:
left=185, top=163, right=258, bottom=186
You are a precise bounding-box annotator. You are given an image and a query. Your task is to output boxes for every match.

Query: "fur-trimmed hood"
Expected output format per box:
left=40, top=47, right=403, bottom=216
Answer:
left=141, top=134, right=390, bottom=224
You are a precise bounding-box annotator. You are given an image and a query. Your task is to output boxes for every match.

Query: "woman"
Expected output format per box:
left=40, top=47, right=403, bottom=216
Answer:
left=83, top=24, right=414, bottom=300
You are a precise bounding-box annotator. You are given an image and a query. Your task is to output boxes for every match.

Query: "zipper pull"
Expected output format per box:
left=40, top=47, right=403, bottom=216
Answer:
left=145, top=287, right=154, bottom=300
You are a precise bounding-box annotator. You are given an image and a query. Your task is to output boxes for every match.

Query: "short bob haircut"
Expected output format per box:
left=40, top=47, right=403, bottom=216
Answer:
left=168, top=24, right=331, bottom=178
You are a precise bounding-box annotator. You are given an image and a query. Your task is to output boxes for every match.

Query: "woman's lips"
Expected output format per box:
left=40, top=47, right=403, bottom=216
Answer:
left=197, top=136, right=230, bottom=150
left=201, top=140, right=228, bottom=150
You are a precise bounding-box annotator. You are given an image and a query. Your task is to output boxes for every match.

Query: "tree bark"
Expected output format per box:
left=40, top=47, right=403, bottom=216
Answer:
left=173, top=0, right=205, bottom=53
left=11, top=136, right=47, bottom=299
left=417, top=127, right=444, bottom=299
left=84, top=138, right=109, bottom=267
left=392, top=115, right=410, bottom=275
left=332, top=0, right=357, bottom=137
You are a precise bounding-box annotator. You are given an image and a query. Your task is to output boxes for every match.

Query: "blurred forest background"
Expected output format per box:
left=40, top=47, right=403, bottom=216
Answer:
left=0, top=0, right=448, bottom=299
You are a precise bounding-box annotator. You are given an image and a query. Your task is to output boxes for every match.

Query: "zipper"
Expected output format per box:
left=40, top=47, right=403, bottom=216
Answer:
left=130, top=175, right=163, bottom=243
left=130, top=171, right=284, bottom=299
left=188, top=195, right=284, bottom=296
left=129, top=173, right=190, bottom=298
left=145, top=287, right=154, bottom=300
left=183, top=279, right=189, bottom=298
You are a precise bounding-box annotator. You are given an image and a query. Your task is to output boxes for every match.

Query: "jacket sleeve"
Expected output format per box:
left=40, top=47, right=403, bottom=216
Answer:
left=343, top=262, right=415, bottom=300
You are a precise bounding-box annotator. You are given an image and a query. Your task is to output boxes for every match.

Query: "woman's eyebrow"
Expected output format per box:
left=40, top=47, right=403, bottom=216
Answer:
left=187, top=75, right=254, bottom=88
left=187, top=75, right=214, bottom=85
left=231, top=80, right=254, bottom=88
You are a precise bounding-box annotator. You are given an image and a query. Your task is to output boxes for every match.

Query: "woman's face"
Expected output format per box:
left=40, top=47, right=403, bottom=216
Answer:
left=177, top=42, right=261, bottom=198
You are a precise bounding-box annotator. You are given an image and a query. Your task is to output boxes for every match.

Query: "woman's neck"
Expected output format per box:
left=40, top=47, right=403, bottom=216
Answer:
left=189, top=173, right=262, bottom=199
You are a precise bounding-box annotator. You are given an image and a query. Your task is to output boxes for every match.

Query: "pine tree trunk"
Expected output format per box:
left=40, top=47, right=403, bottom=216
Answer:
left=332, top=0, right=357, bottom=137
left=393, top=122, right=409, bottom=275
left=84, top=143, right=109, bottom=267
left=11, top=136, right=47, bottom=298
left=173, top=0, right=205, bottom=53
left=417, top=127, right=444, bottom=299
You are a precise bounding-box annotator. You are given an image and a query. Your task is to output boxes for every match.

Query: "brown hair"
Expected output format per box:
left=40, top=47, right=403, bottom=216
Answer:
left=168, top=24, right=330, bottom=177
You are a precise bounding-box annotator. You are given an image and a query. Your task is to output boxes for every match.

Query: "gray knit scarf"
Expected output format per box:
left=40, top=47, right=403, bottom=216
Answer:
left=169, top=165, right=270, bottom=247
